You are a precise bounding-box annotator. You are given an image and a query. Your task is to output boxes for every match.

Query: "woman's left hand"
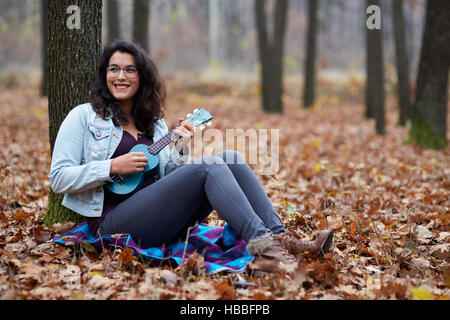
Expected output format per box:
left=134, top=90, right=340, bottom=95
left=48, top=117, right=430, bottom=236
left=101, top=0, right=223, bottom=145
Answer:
left=174, top=118, right=194, bottom=154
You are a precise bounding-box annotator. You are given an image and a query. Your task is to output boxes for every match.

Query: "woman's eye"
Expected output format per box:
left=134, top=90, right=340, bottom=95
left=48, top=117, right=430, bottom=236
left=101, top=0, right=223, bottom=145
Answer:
left=109, top=67, right=119, bottom=72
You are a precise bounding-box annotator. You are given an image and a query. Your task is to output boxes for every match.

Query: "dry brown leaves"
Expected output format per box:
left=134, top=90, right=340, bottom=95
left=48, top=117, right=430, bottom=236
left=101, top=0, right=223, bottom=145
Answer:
left=0, top=82, right=449, bottom=300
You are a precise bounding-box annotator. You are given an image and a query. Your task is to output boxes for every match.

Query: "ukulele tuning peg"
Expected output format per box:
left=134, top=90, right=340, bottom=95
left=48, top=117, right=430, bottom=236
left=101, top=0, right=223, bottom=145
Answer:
left=199, top=125, right=205, bottom=131
left=187, top=113, right=192, bottom=118
left=193, top=108, right=199, bottom=114
left=206, top=121, right=212, bottom=126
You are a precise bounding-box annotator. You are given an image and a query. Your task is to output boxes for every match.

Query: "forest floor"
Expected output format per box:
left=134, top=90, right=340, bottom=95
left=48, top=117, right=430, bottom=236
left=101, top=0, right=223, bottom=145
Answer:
left=0, top=77, right=449, bottom=300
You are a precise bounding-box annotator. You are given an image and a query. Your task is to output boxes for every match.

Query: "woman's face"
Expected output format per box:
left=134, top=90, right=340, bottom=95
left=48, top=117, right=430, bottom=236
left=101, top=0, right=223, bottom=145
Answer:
left=106, top=51, right=140, bottom=104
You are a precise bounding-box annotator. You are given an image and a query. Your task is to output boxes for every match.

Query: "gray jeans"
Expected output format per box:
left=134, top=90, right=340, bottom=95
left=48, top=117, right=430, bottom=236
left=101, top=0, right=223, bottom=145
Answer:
left=99, top=150, right=285, bottom=248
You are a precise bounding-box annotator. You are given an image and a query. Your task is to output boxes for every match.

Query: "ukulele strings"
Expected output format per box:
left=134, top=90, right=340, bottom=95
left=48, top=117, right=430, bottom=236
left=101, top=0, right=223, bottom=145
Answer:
left=147, top=127, right=177, bottom=155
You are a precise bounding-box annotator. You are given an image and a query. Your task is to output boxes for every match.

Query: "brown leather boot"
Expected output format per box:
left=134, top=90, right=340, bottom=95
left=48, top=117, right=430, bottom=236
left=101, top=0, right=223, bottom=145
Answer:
left=275, top=229, right=333, bottom=256
left=246, top=233, right=297, bottom=274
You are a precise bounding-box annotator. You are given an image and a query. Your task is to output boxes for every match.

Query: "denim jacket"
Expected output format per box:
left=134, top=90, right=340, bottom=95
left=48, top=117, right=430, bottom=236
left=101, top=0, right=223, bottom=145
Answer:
left=49, top=103, right=187, bottom=218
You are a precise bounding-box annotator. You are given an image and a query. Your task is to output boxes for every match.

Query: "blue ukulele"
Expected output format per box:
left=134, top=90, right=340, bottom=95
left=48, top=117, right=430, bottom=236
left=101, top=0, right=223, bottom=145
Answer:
left=105, top=108, right=213, bottom=196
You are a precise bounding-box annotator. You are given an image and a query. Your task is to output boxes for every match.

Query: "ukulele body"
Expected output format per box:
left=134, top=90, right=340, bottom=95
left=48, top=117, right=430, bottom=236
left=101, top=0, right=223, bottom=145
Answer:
left=105, top=144, right=160, bottom=196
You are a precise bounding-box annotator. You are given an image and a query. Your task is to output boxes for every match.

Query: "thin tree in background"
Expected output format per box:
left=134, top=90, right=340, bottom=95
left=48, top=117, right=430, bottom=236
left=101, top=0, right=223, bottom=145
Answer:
left=40, top=0, right=48, bottom=96
left=224, top=3, right=243, bottom=68
left=365, top=0, right=385, bottom=135
left=133, top=0, right=150, bottom=52
left=406, top=0, right=449, bottom=150
left=255, top=0, right=289, bottom=113
left=392, top=0, right=410, bottom=126
left=106, top=0, right=121, bottom=44
left=303, top=0, right=319, bottom=108
left=209, top=0, right=220, bottom=66
left=45, top=0, right=102, bottom=226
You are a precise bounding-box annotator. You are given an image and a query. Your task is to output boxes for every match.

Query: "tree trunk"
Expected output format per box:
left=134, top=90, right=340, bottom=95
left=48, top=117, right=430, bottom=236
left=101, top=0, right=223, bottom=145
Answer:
left=255, top=0, right=272, bottom=113
left=271, top=0, right=288, bottom=113
left=365, top=0, right=385, bottom=135
left=106, top=0, right=120, bottom=44
left=133, top=0, right=150, bottom=52
left=303, top=0, right=319, bottom=108
left=255, top=0, right=288, bottom=114
left=224, top=3, right=242, bottom=68
left=40, top=0, right=48, bottom=97
left=44, top=0, right=102, bottom=227
left=392, top=0, right=410, bottom=126
left=208, top=0, right=220, bottom=66
left=406, top=0, right=449, bottom=150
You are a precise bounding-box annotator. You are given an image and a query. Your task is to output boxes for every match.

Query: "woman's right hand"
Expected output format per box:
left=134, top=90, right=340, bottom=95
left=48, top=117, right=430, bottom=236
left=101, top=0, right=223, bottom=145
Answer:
left=110, top=152, right=148, bottom=175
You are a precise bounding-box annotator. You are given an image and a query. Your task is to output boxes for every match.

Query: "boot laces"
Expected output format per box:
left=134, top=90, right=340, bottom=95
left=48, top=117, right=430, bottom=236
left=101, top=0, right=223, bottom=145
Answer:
left=275, top=238, right=297, bottom=264
left=280, top=231, right=301, bottom=249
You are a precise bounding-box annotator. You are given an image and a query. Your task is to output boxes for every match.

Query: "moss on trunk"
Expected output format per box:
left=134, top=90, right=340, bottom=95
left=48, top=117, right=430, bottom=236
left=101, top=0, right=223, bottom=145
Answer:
left=405, top=121, right=448, bottom=150
left=44, top=190, right=86, bottom=227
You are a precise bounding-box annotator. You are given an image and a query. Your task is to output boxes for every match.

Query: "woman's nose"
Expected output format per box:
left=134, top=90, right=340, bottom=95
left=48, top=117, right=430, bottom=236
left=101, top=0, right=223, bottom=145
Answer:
left=117, top=69, right=127, bottom=79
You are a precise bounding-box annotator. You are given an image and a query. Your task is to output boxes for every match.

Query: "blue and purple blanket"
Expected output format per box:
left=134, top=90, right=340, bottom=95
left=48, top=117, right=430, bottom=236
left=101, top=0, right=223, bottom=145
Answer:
left=53, top=222, right=253, bottom=275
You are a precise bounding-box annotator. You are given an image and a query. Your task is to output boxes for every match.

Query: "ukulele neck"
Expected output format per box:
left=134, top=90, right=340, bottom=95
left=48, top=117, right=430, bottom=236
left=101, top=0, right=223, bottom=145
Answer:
left=147, top=127, right=177, bottom=155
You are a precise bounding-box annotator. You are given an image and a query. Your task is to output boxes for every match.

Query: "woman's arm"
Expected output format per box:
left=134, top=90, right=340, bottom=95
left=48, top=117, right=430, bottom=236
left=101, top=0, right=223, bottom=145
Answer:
left=49, top=106, right=113, bottom=194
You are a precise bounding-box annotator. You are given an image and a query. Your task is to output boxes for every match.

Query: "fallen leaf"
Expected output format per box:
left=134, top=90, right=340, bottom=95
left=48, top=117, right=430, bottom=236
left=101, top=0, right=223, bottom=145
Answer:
left=409, top=287, right=435, bottom=300
left=160, top=269, right=179, bottom=286
left=416, top=225, right=433, bottom=244
left=430, top=244, right=449, bottom=260
left=12, top=210, right=33, bottom=222
left=180, top=251, right=205, bottom=277
left=87, top=275, right=114, bottom=290
left=34, top=225, right=53, bottom=244
left=52, top=221, right=75, bottom=234
left=214, top=280, right=235, bottom=299
left=117, top=247, right=137, bottom=265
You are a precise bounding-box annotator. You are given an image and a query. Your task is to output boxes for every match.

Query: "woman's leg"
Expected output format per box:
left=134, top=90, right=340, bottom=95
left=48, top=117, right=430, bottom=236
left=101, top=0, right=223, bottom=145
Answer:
left=160, top=150, right=286, bottom=244
left=215, top=150, right=285, bottom=234
left=166, top=200, right=213, bottom=244
left=98, top=155, right=271, bottom=248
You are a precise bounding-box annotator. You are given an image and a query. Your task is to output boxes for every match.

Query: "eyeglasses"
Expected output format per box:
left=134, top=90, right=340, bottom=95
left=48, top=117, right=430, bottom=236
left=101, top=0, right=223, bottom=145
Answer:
left=106, top=65, right=138, bottom=78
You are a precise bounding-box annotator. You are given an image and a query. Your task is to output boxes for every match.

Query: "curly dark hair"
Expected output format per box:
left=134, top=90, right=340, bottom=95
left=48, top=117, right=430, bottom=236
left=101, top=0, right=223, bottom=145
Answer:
left=90, top=41, right=166, bottom=138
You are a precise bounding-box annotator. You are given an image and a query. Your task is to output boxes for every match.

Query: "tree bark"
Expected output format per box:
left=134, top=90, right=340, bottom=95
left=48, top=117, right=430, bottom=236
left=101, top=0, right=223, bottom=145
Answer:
left=255, top=0, right=272, bottom=113
left=133, top=0, right=150, bottom=52
left=40, top=0, right=48, bottom=97
left=303, top=0, right=319, bottom=108
left=44, top=0, right=102, bottom=226
left=255, top=0, right=288, bottom=113
left=392, top=0, right=410, bottom=126
left=406, top=0, right=449, bottom=150
left=365, top=0, right=385, bottom=135
left=106, top=0, right=120, bottom=44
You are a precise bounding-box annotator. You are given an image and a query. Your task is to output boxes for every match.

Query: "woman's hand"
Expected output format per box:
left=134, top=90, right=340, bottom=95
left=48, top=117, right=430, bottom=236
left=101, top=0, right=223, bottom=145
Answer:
left=174, top=118, right=194, bottom=154
left=110, top=152, right=148, bottom=175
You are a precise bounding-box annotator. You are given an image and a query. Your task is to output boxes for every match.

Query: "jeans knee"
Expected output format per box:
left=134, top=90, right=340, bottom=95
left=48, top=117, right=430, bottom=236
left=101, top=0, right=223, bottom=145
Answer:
left=192, top=155, right=225, bottom=173
left=216, top=150, right=246, bottom=165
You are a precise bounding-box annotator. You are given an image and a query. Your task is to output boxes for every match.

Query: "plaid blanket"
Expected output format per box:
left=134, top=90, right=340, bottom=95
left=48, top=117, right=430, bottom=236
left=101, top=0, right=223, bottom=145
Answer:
left=53, top=222, right=254, bottom=275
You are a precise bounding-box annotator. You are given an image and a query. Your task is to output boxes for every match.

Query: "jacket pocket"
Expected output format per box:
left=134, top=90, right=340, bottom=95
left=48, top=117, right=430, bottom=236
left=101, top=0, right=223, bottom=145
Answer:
left=71, top=190, right=95, bottom=204
left=86, top=125, right=112, bottom=160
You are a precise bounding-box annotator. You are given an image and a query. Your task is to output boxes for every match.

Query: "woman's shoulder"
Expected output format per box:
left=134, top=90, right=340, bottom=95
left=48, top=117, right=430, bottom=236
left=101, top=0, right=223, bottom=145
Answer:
left=58, top=103, right=103, bottom=130
left=67, top=103, right=106, bottom=124
left=154, top=118, right=167, bottom=129
left=73, top=102, right=95, bottom=115
left=65, top=102, right=94, bottom=118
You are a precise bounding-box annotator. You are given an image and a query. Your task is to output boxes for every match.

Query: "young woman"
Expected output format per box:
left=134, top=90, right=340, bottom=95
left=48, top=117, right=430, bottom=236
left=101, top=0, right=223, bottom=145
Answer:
left=49, top=41, right=333, bottom=273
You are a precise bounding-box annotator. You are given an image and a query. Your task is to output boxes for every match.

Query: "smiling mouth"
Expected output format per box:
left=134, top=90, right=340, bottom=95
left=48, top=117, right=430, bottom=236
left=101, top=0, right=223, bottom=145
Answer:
left=114, top=84, right=130, bottom=90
